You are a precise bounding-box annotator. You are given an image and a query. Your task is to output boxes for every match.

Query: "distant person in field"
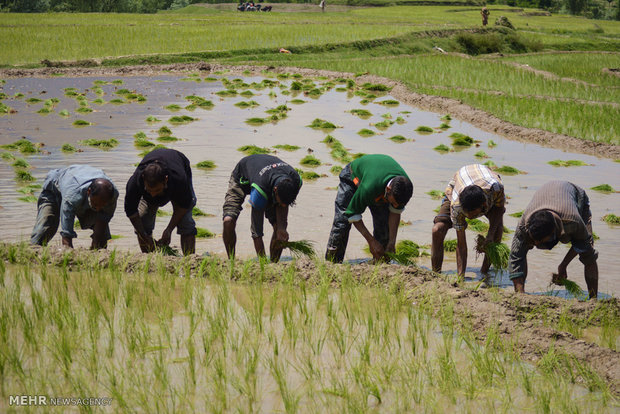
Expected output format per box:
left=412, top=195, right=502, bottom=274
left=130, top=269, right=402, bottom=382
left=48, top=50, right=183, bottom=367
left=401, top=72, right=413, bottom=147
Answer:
left=481, top=7, right=490, bottom=26
left=325, top=154, right=413, bottom=263
left=31, top=165, right=118, bottom=249
left=509, top=181, right=598, bottom=299
left=431, top=164, right=505, bottom=276
left=223, top=154, right=302, bottom=262
left=319, top=0, right=326, bottom=12
left=125, top=148, right=196, bottom=255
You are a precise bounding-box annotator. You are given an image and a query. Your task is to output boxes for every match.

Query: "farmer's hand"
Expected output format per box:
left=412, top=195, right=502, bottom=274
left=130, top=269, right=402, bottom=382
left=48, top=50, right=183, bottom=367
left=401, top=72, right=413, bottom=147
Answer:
left=369, top=239, right=385, bottom=260
left=553, top=265, right=568, bottom=285
left=138, top=232, right=156, bottom=252
left=157, top=229, right=172, bottom=247
left=276, top=229, right=289, bottom=243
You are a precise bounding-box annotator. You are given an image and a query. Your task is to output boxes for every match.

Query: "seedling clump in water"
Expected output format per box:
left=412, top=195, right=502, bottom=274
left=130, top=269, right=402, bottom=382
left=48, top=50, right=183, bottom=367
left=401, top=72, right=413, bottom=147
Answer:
left=358, top=128, right=376, bottom=137
left=416, top=126, right=434, bottom=134
left=238, top=145, right=270, bottom=155
left=196, top=160, right=216, bottom=170
left=389, top=135, right=407, bottom=143
left=548, top=160, right=590, bottom=167
left=602, top=214, right=620, bottom=225
left=590, top=184, right=616, bottom=193
left=79, top=138, right=119, bottom=149
left=273, top=145, right=300, bottom=152
left=475, top=235, right=510, bottom=270
left=300, top=155, right=321, bottom=167
left=434, top=144, right=450, bottom=153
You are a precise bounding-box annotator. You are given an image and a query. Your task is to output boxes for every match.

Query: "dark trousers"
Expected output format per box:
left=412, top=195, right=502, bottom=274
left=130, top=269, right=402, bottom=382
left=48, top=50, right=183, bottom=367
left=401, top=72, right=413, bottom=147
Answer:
left=325, top=164, right=390, bottom=263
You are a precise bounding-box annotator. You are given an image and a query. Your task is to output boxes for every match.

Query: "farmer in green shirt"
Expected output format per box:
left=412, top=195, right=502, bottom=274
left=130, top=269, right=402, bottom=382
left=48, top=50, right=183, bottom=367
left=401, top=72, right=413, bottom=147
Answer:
left=325, top=154, right=413, bottom=263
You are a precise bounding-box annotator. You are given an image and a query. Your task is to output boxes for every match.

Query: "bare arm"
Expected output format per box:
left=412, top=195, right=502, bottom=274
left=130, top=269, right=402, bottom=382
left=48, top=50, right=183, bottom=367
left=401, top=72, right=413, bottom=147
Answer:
left=353, top=219, right=384, bottom=259
left=158, top=204, right=189, bottom=246
left=386, top=212, right=400, bottom=253
left=456, top=229, right=467, bottom=276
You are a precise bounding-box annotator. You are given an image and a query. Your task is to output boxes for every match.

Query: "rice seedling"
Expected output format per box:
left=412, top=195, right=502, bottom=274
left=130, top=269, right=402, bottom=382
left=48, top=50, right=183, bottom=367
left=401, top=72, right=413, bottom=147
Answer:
left=548, top=160, right=590, bottom=167
left=146, top=116, right=161, bottom=123
left=450, top=133, right=474, bottom=146
left=196, top=160, right=216, bottom=170
left=299, top=170, right=320, bottom=181
left=12, top=158, right=30, bottom=169
left=108, top=98, right=126, bottom=104
left=185, top=95, right=214, bottom=109
left=551, top=274, right=584, bottom=298
left=474, top=151, right=489, bottom=158
left=192, top=207, right=213, bottom=217
left=13, top=92, right=23, bottom=98
left=15, top=169, right=35, bottom=182
left=509, top=211, right=523, bottom=218
left=374, top=120, right=394, bottom=130
left=483, top=160, right=497, bottom=170
left=427, top=190, right=444, bottom=200
left=164, top=104, right=182, bottom=111
left=358, top=128, right=375, bottom=137
left=590, top=184, right=616, bottom=193
left=134, top=131, right=147, bottom=140
left=444, top=239, right=458, bottom=252
left=25, top=97, right=42, bottom=104
left=330, top=166, right=343, bottom=176
left=281, top=240, right=316, bottom=258
left=0, top=102, right=11, bottom=113
left=216, top=89, right=238, bottom=97
left=467, top=218, right=489, bottom=233
left=37, top=107, right=52, bottom=114
left=92, top=98, right=105, bottom=104
left=349, top=109, right=372, bottom=119
left=475, top=235, right=510, bottom=270
left=363, top=83, right=391, bottom=92
left=240, top=90, right=254, bottom=98
left=376, top=99, right=399, bottom=106
left=488, top=140, right=497, bottom=148
left=18, top=194, right=37, bottom=203
left=238, top=145, right=270, bottom=155
left=352, top=152, right=366, bottom=159
left=396, top=116, right=406, bottom=124
left=134, top=138, right=155, bottom=148
left=58, top=109, right=70, bottom=117
left=169, top=115, right=196, bottom=125
left=388, top=240, right=422, bottom=264
left=79, top=138, right=118, bottom=149
left=156, top=135, right=178, bottom=142
left=235, top=100, right=259, bottom=108
left=389, top=135, right=407, bottom=143
left=416, top=126, right=434, bottom=133
left=290, top=99, right=305, bottom=105
left=439, top=123, right=450, bottom=129
left=495, top=165, right=524, bottom=175
left=602, top=214, right=620, bottom=225
left=139, top=144, right=167, bottom=157
left=196, top=227, right=215, bottom=238
left=308, top=118, right=338, bottom=130
left=156, top=209, right=170, bottom=217
left=273, top=145, right=300, bottom=152
left=72, top=119, right=92, bottom=126
left=1, top=152, right=15, bottom=161
left=1, top=139, right=39, bottom=153
left=245, top=117, right=269, bottom=126
left=433, top=144, right=450, bottom=153
left=441, top=114, right=452, bottom=121
left=300, top=155, right=321, bottom=167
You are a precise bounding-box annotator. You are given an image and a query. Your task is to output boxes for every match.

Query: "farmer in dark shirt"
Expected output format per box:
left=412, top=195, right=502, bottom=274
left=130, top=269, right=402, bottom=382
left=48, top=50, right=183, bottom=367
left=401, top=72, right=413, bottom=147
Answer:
left=509, top=181, right=598, bottom=299
left=223, top=154, right=302, bottom=262
left=325, top=154, right=413, bottom=263
left=125, top=148, right=196, bottom=255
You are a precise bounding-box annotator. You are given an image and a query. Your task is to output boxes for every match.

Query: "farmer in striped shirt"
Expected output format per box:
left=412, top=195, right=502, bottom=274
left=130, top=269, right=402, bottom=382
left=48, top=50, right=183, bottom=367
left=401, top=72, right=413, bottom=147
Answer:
left=509, top=181, right=598, bottom=299
left=431, top=164, right=506, bottom=276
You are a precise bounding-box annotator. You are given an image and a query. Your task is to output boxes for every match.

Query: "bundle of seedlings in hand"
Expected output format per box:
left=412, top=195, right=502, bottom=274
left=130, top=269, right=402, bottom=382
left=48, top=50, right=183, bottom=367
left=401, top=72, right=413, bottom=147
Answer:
left=387, top=240, right=421, bottom=265
left=551, top=273, right=583, bottom=297
left=282, top=240, right=316, bottom=258
left=475, top=234, right=509, bottom=270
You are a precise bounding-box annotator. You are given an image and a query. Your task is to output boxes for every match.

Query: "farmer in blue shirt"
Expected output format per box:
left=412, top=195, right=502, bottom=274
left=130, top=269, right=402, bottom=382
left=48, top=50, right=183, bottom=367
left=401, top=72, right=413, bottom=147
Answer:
left=31, top=165, right=118, bottom=249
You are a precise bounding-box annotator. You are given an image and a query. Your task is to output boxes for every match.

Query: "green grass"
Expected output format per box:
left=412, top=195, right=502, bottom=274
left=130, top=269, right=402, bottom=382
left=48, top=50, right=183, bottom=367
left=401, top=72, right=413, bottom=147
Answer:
left=444, top=239, right=458, bottom=252
left=196, top=227, right=215, bottom=238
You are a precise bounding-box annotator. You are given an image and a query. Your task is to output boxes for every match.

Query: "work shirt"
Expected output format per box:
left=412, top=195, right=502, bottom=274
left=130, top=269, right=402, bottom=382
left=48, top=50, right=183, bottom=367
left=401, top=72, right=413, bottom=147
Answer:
left=444, top=164, right=505, bottom=231
left=232, top=154, right=302, bottom=204
left=345, top=154, right=409, bottom=222
left=509, top=181, right=596, bottom=280
left=125, top=148, right=194, bottom=217
left=42, top=165, right=118, bottom=239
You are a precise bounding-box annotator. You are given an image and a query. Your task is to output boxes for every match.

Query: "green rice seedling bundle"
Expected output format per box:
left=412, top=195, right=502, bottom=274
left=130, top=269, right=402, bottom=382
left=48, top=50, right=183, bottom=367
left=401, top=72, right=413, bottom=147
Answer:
left=79, top=138, right=118, bottom=149
left=15, top=169, right=35, bottom=182
left=266, top=104, right=290, bottom=115
left=352, top=153, right=366, bottom=159
left=273, top=145, right=300, bottom=152
left=18, top=194, right=37, bottom=203
left=13, top=93, right=23, bottom=98
left=434, top=144, right=450, bottom=153
left=125, top=93, right=146, bottom=102
left=0, top=102, right=11, bottom=113
left=299, top=170, right=320, bottom=180
left=282, top=240, right=316, bottom=258
left=157, top=135, right=178, bottom=142
left=426, top=190, right=444, bottom=200
left=467, top=218, right=489, bottom=233
left=509, top=211, right=523, bottom=218
left=196, top=160, right=216, bottom=170
left=495, top=165, right=524, bottom=175
left=25, top=97, right=42, bottom=104
left=204, top=77, right=218, bottom=82
left=134, top=131, right=148, bottom=140
left=439, top=122, right=451, bottom=129
left=134, top=138, right=155, bottom=148
left=169, top=115, right=196, bottom=124
left=551, top=273, right=583, bottom=298
left=37, top=107, right=52, bottom=114
left=111, top=80, right=123, bottom=85
left=115, top=88, right=132, bottom=96
left=235, top=100, right=259, bottom=108
left=72, top=119, right=91, bottom=126
left=416, top=126, right=434, bottom=133
left=305, top=88, right=322, bottom=99
left=290, top=81, right=303, bottom=90
left=363, top=83, right=391, bottom=92
left=1, top=152, right=14, bottom=161
left=58, top=109, right=70, bottom=117
left=108, top=98, right=125, bottom=105
left=602, top=214, right=620, bottom=225
left=388, top=240, right=421, bottom=264
left=374, top=120, right=394, bottom=130
left=185, top=95, right=213, bottom=109
left=238, top=145, right=270, bottom=155
left=441, top=114, right=452, bottom=121
left=548, top=160, right=590, bottom=167
left=474, top=234, right=509, bottom=270
left=308, top=118, right=338, bottom=130
left=300, top=155, right=321, bottom=167
left=376, top=99, right=399, bottom=106
left=488, top=140, right=497, bottom=147
left=389, top=135, right=407, bottom=143
left=146, top=116, right=161, bottom=123
left=139, top=145, right=167, bottom=157
left=590, top=184, right=616, bottom=193
left=396, top=116, right=406, bottom=124
left=158, top=126, right=172, bottom=136
left=1, top=138, right=39, bottom=153
left=290, top=99, right=305, bottom=104
left=92, top=98, right=105, bottom=105
left=0, top=92, right=7, bottom=99
left=164, top=104, right=182, bottom=112
left=196, top=227, right=215, bottom=238
left=360, top=99, right=372, bottom=105
left=444, top=239, right=458, bottom=252
left=450, top=133, right=474, bottom=146
left=156, top=209, right=170, bottom=217
left=192, top=207, right=209, bottom=217
left=246, top=117, right=269, bottom=125
left=216, top=89, right=238, bottom=97
left=60, top=143, right=77, bottom=153
left=399, top=220, right=412, bottom=227
left=483, top=160, right=497, bottom=169
left=11, top=158, right=29, bottom=169
left=156, top=244, right=180, bottom=256
left=240, top=90, right=254, bottom=97
left=474, top=151, right=489, bottom=158
left=330, top=165, right=342, bottom=175
left=358, top=128, right=375, bottom=137
left=349, top=109, right=372, bottom=118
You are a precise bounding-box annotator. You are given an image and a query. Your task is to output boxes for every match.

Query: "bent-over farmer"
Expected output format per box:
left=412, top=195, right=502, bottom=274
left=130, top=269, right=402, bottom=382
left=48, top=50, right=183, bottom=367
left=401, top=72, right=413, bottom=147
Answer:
left=31, top=165, right=118, bottom=249
left=325, top=154, right=413, bottom=263
left=223, top=154, right=302, bottom=262
left=125, top=148, right=196, bottom=255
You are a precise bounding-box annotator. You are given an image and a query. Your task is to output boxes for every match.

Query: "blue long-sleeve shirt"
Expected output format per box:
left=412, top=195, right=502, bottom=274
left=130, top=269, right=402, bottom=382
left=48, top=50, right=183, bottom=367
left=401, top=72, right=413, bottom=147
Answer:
left=41, top=165, right=118, bottom=239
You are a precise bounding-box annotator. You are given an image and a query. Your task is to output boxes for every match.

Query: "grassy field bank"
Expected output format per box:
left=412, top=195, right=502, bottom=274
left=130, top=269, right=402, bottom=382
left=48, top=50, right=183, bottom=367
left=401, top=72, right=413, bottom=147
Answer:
left=0, top=244, right=618, bottom=412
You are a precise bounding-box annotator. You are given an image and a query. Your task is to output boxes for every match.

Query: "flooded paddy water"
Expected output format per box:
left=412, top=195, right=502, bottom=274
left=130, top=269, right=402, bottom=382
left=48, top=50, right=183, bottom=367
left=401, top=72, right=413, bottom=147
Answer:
left=0, top=72, right=619, bottom=298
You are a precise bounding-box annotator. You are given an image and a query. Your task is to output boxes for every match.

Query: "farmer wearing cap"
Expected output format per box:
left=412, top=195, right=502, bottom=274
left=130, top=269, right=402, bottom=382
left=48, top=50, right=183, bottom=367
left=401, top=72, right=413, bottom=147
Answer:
left=431, top=164, right=505, bottom=276
left=223, top=154, right=302, bottom=262
left=325, top=154, right=413, bottom=263
left=125, top=148, right=197, bottom=255
left=509, top=181, right=598, bottom=299
left=31, top=165, right=118, bottom=249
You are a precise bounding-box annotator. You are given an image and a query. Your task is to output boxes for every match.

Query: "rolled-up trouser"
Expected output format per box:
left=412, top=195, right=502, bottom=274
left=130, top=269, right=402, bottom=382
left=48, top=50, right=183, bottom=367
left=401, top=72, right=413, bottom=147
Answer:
left=138, top=193, right=197, bottom=236
left=222, top=174, right=276, bottom=239
left=325, top=164, right=389, bottom=263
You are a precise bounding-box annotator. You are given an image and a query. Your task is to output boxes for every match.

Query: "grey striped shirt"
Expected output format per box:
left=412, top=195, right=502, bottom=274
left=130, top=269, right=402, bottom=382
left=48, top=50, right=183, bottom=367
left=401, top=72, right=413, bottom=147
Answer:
left=509, top=181, right=596, bottom=280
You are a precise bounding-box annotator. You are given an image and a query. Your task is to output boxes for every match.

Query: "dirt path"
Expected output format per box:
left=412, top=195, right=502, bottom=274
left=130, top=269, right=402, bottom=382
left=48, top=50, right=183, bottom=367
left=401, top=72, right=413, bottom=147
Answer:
left=1, top=62, right=618, bottom=159
left=4, top=244, right=618, bottom=395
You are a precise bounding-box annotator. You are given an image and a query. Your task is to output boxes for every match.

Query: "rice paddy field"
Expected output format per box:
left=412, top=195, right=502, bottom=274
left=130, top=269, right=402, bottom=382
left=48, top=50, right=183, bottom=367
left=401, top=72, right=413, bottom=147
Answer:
left=0, top=3, right=619, bottom=412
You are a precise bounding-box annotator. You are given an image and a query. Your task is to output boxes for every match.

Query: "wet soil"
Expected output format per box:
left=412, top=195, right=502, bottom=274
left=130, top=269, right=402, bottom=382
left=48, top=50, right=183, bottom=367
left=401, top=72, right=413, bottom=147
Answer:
left=5, top=244, right=619, bottom=395
left=1, top=62, right=617, bottom=159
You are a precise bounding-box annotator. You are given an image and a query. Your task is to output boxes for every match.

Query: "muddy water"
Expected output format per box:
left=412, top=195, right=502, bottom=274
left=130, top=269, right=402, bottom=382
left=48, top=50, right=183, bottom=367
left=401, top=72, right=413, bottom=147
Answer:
left=1, top=75, right=619, bottom=297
